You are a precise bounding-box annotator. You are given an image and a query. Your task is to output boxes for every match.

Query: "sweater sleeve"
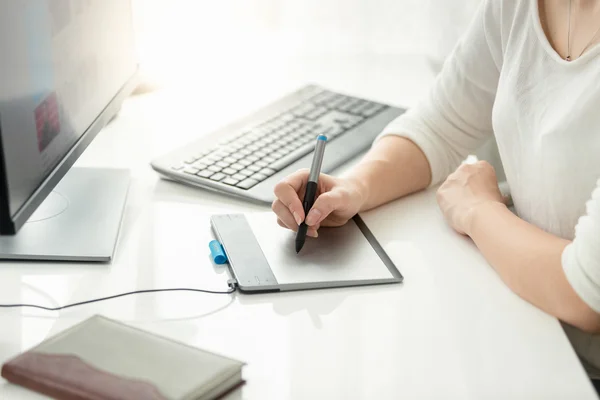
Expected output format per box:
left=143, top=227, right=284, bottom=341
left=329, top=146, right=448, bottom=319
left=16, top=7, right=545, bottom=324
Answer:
left=377, top=0, right=503, bottom=185
left=562, top=179, right=600, bottom=313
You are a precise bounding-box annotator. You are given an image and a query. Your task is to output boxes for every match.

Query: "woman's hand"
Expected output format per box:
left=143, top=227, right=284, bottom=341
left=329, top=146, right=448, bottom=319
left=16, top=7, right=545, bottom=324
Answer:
left=272, top=169, right=365, bottom=237
left=436, top=161, right=507, bottom=236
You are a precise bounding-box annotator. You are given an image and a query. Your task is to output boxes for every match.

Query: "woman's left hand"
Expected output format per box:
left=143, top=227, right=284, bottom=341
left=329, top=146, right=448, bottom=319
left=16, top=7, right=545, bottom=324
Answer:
left=436, top=160, right=507, bottom=236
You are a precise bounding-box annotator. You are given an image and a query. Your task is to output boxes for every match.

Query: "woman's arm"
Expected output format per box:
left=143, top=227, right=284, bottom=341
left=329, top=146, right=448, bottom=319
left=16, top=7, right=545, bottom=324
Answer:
left=346, top=0, right=503, bottom=211
left=469, top=201, right=600, bottom=333
left=437, top=161, right=600, bottom=333
left=346, top=136, right=432, bottom=211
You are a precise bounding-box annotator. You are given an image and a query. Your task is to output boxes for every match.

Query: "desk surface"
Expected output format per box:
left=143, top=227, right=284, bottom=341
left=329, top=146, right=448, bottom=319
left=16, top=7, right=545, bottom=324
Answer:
left=0, top=54, right=596, bottom=399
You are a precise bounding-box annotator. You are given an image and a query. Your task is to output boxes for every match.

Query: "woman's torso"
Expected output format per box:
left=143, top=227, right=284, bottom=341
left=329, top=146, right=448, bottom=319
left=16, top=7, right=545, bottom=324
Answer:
left=492, top=0, right=600, bottom=240
left=491, top=0, right=600, bottom=375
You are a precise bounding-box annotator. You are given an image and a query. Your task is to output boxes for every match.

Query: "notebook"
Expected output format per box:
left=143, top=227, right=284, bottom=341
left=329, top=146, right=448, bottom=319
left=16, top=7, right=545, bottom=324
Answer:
left=1, top=315, right=245, bottom=400
left=210, top=212, right=403, bottom=292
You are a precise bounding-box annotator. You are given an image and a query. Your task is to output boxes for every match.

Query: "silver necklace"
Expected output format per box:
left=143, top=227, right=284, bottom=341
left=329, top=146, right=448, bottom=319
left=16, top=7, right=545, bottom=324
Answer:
left=566, top=0, right=600, bottom=61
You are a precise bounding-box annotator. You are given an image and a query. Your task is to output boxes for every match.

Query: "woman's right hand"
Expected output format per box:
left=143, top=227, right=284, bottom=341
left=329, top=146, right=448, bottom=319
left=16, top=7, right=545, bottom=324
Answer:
left=272, top=169, right=366, bottom=237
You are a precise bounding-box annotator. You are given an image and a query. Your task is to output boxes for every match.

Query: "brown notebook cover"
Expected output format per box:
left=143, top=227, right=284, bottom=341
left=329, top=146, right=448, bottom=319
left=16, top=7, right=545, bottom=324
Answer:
left=1, top=315, right=245, bottom=400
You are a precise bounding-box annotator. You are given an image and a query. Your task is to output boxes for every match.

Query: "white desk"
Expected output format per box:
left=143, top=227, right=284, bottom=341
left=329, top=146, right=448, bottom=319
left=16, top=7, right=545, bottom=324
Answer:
left=0, top=55, right=596, bottom=399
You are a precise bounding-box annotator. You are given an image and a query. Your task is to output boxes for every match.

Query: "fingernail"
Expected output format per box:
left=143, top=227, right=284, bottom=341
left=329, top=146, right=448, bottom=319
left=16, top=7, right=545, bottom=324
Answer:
left=293, top=211, right=302, bottom=225
left=305, top=209, right=321, bottom=226
left=308, top=230, right=319, bottom=238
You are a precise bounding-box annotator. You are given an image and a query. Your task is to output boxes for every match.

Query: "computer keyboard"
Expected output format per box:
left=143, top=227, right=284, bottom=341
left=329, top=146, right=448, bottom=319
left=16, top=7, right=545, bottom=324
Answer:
left=151, top=85, right=405, bottom=204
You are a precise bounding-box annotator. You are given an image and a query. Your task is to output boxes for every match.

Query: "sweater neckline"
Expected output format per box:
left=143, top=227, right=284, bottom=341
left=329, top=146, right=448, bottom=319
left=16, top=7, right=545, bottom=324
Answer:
left=530, top=0, right=600, bottom=65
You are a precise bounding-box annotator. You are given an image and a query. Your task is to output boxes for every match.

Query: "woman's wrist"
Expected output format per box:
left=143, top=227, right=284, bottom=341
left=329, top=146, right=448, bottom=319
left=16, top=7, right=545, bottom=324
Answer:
left=342, top=175, right=370, bottom=212
left=465, top=200, right=509, bottom=238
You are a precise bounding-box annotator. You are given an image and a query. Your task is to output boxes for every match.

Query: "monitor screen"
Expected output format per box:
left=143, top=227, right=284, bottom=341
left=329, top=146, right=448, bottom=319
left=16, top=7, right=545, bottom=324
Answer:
left=0, top=0, right=137, bottom=232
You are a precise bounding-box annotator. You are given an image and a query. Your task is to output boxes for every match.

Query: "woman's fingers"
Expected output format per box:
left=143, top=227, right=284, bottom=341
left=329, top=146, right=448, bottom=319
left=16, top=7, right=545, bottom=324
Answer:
left=273, top=169, right=309, bottom=225
left=305, top=190, right=347, bottom=226
left=272, top=199, right=299, bottom=231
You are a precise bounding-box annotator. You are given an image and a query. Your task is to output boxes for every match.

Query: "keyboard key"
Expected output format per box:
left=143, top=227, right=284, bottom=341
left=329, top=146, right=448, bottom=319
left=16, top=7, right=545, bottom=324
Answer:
left=191, top=163, right=208, bottom=171
left=329, top=126, right=345, bottom=137
left=232, top=173, right=247, bottom=181
left=230, top=163, right=244, bottom=171
left=183, top=166, right=199, bottom=175
left=239, top=169, right=254, bottom=177
left=222, top=168, right=237, bottom=175
left=171, top=164, right=184, bottom=171
left=210, top=173, right=226, bottom=181
left=246, top=155, right=260, bottom=162
left=314, top=124, right=334, bottom=136
left=208, top=165, right=222, bottom=173
left=311, top=91, right=336, bottom=104
left=197, top=169, right=214, bottom=178
left=223, top=157, right=237, bottom=164
left=286, top=121, right=301, bottom=130
left=279, top=113, right=295, bottom=122
left=222, top=177, right=240, bottom=186
left=362, top=104, right=386, bottom=117
left=268, top=142, right=315, bottom=170
left=239, top=159, right=252, bottom=166
left=194, top=149, right=212, bottom=158
left=248, top=165, right=261, bottom=172
left=305, top=106, right=328, bottom=120
left=262, top=156, right=276, bottom=164
left=251, top=173, right=268, bottom=181
left=288, top=130, right=303, bottom=139
left=206, top=154, right=223, bottom=162
left=198, top=158, right=215, bottom=166
left=247, top=144, right=261, bottom=152
left=254, top=150, right=267, bottom=158
left=216, top=161, right=230, bottom=168
left=231, top=153, right=245, bottom=160
left=292, top=102, right=316, bottom=117
left=255, top=139, right=270, bottom=147
left=255, top=160, right=269, bottom=168
left=327, top=95, right=351, bottom=109
left=272, top=151, right=286, bottom=159
left=236, top=178, right=259, bottom=190
left=259, top=168, right=276, bottom=176
left=339, top=98, right=363, bottom=112
left=216, top=148, right=233, bottom=156
left=348, top=100, right=370, bottom=114
left=183, top=157, right=196, bottom=164
left=239, top=149, right=252, bottom=156
left=280, top=137, right=294, bottom=146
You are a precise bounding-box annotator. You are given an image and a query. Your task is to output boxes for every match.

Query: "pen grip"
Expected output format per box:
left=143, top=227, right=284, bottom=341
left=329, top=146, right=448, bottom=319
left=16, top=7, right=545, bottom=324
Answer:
left=296, top=222, right=308, bottom=239
left=302, top=181, right=318, bottom=217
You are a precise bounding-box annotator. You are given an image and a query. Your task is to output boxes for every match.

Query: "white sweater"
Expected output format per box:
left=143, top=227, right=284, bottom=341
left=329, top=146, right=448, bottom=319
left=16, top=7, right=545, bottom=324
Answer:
left=379, top=0, right=600, bottom=375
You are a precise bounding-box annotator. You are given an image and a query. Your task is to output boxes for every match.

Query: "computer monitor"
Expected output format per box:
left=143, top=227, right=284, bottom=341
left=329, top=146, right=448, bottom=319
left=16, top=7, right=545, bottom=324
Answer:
left=0, top=0, right=138, bottom=261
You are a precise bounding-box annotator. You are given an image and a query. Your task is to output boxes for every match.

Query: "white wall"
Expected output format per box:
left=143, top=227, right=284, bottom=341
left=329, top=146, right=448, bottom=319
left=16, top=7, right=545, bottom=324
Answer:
left=132, top=0, right=481, bottom=79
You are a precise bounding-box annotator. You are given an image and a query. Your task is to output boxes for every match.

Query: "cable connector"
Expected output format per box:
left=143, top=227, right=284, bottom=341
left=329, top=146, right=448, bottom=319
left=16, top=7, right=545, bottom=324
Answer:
left=227, top=279, right=238, bottom=290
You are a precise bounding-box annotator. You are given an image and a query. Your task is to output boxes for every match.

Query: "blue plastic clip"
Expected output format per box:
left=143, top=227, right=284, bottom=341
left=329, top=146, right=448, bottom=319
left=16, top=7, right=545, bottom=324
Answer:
left=209, top=240, right=228, bottom=264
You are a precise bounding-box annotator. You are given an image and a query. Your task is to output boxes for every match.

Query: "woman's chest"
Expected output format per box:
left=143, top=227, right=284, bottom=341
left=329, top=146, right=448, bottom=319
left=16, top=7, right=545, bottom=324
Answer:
left=491, top=59, right=600, bottom=237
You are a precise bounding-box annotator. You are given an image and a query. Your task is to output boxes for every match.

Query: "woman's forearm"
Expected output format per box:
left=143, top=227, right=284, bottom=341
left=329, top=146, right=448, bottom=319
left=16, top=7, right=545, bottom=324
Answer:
left=345, top=136, right=432, bottom=211
left=468, top=202, right=600, bottom=332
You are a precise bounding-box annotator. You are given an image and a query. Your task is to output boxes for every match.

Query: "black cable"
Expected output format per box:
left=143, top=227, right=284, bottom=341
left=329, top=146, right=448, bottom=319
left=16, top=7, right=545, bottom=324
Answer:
left=0, top=287, right=237, bottom=311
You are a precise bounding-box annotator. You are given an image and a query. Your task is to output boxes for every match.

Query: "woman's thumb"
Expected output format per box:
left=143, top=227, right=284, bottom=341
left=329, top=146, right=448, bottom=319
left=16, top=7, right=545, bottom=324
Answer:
left=304, top=191, right=343, bottom=226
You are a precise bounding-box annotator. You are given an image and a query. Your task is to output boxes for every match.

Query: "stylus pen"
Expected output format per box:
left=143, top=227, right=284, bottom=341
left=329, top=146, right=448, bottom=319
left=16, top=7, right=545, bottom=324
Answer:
left=296, top=134, right=327, bottom=253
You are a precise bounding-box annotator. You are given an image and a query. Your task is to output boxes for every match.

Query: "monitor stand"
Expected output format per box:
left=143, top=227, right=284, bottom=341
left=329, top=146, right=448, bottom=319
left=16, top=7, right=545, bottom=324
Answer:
left=0, top=168, right=130, bottom=262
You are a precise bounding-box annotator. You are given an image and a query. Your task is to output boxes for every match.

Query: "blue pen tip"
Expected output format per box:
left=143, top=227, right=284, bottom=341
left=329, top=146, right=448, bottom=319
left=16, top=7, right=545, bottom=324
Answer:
left=317, top=135, right=327, bottom=141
